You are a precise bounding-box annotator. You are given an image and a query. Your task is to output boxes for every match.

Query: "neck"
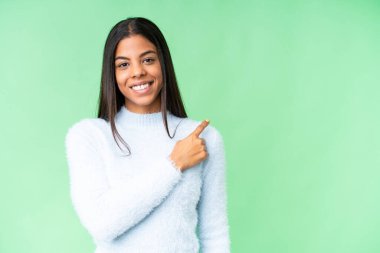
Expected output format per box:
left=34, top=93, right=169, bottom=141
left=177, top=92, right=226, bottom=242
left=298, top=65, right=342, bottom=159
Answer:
left=116, top=105, right=170, bottom=129
left=125, top=98, right=161, bottom=114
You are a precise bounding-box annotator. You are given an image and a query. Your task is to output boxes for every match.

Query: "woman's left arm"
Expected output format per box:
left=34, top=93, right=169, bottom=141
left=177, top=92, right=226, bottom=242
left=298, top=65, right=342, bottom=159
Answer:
left=197, top=127, right=231, bottom=252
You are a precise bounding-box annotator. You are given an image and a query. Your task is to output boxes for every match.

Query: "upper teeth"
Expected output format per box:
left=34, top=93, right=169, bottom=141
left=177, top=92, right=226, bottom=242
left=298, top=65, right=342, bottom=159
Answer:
left=132, top=83, right=150, bottom=90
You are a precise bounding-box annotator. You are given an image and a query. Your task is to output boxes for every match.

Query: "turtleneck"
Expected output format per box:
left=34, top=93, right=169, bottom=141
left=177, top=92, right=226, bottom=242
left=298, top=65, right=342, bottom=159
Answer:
left=65, top=105, right=230, bottom=252
left=116, top=105, right=176, bottom=129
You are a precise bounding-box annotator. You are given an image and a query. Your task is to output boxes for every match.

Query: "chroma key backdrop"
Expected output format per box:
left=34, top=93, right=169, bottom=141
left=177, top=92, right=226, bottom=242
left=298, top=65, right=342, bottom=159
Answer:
left=0, top=0, right=379, bottom=252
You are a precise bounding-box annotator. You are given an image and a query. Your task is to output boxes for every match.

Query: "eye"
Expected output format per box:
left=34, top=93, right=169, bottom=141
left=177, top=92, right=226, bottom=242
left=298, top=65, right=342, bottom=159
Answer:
left=143, top=58, right=155, bottom=64
left=117, top=62, right=129, bottom=68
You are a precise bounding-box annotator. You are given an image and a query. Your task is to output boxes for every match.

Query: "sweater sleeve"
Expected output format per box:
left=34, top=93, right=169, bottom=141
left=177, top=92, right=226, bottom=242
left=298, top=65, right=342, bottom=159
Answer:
left=64, top=120, right=182, bottom=243
left=197, top=128, right=231, bottom=253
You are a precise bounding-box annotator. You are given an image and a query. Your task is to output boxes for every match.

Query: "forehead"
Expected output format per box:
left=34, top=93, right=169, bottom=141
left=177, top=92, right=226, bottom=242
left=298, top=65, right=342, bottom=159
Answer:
left=115, top=35, right=157, bottom=56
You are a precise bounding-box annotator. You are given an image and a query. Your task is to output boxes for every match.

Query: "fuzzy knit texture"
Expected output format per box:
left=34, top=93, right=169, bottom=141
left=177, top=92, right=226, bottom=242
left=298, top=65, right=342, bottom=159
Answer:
left=64, top=105, right=230, bottom=253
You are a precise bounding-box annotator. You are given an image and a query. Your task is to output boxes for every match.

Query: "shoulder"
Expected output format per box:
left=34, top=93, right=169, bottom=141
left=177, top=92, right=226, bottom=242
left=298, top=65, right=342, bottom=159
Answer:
left=179, top=117, right=224, bottom=146
left=65, top=118, right=109, bottom=147
left=66, top=118, right=107, bottom=135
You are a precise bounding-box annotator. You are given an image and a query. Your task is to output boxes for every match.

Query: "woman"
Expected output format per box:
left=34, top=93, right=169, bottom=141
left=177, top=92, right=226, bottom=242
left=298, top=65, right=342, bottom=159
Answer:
left=65, top=17, right=230, bottom=253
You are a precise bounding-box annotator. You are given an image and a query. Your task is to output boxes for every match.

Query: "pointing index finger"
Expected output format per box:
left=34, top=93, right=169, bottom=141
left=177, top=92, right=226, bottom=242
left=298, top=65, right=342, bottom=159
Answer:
left=192, top=119, right=210, bottom=138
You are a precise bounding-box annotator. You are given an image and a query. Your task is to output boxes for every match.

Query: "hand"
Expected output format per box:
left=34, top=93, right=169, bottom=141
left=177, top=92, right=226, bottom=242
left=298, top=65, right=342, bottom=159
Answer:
left=169, top=120, right=210, bottom=172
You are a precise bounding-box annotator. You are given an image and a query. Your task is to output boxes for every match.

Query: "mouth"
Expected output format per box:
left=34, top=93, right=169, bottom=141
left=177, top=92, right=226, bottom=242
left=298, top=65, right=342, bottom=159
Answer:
left=129, top=81, right=154, bottom=91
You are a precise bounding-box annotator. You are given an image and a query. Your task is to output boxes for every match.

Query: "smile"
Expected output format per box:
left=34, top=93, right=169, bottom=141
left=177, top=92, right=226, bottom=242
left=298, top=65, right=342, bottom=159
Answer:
left=130, top=81, right=153, bottom=91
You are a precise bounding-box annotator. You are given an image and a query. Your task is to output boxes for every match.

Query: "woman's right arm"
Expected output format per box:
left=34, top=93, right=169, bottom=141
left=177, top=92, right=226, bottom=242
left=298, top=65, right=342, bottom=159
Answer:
left=65, top=120, right=183, bottom=243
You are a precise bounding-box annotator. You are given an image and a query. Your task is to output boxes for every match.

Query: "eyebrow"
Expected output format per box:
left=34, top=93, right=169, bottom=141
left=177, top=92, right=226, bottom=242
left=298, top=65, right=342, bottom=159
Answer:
left=115, top=50, right=157, bottom=61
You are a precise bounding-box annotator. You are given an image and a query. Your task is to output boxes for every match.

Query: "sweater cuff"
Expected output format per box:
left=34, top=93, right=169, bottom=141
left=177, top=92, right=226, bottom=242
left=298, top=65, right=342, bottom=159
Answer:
left=166, top=155, right=183, bottom=173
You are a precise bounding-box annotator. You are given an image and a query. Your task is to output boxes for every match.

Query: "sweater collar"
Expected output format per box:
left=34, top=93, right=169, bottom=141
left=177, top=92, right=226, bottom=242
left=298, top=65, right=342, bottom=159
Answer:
left=116, top=105, right=175, bottom=129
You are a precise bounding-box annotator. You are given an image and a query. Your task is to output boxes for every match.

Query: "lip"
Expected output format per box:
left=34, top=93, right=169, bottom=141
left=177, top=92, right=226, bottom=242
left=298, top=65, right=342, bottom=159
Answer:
left=128, top=80, right=154, bottom=88
left=129, top=81, right=153, bottom=94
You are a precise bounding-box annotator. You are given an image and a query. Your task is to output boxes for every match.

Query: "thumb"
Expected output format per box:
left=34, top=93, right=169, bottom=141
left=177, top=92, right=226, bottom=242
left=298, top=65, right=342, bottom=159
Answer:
left=191, top=120, right=210, bottom=138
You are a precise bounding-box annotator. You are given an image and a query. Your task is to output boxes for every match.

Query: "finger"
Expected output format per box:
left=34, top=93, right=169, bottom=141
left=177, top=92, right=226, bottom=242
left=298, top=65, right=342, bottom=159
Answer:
left=192, top=120, right=210, bottom=138
left=199, top=150, right=208, bottom=160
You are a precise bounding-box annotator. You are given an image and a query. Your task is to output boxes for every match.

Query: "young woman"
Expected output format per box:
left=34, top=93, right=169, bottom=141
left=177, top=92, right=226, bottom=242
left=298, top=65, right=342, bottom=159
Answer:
left=65, top=17, right=230, bottom=253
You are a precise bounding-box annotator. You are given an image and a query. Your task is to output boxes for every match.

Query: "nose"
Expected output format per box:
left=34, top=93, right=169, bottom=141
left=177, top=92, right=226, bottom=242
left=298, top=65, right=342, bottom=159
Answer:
left=131, top=62, right=146, bottom=78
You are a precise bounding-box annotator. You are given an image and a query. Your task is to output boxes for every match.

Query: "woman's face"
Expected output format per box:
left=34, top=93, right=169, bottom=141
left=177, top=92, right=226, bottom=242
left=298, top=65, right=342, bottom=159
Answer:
left=115, top=34, right=163, bottom=114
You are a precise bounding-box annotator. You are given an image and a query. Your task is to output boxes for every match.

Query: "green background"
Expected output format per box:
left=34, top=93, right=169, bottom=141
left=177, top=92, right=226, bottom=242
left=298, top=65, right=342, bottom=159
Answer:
left=1, top=0, right=379, bottom=252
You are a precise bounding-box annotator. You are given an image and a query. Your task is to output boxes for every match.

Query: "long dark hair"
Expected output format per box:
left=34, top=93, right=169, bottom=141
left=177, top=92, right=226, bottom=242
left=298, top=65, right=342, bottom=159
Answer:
left=97, top=17, right=187, bottom=155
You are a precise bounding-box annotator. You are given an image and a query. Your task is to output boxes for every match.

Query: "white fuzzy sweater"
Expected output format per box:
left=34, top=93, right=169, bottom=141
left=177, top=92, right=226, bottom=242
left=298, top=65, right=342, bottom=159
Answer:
left=65, top=106, right=230, bottom=253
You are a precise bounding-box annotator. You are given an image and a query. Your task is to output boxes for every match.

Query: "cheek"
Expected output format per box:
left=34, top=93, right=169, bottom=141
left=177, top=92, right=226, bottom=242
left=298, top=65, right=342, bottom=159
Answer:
left=152, top=67, right=163, bottom=83
left=115, top=71, right=127, bottom=85
left=116, top=73, right=131, bottom=94
left=115, top=73, right=129, bottom=95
